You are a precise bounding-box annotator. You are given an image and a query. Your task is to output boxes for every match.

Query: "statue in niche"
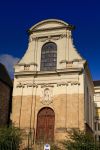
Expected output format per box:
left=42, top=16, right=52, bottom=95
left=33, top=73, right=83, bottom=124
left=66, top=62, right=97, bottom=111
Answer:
left=44, top=88, right=50, bottom=101
left=41, top=88, right=53, bottom=105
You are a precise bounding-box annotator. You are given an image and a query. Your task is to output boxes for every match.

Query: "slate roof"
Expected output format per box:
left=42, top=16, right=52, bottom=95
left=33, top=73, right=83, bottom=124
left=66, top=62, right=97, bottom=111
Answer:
left=0, top=63, right=12, bottom=87
left=93, top=80, right=100, bottom=87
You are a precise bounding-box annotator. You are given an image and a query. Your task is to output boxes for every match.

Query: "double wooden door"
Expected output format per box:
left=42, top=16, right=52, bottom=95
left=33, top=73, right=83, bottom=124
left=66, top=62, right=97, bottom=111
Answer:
left=36, top=107, right=55, bottom=143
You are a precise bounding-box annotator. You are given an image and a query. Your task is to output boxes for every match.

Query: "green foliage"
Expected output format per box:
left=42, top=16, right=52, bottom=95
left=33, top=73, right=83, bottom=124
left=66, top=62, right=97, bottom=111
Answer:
left=50, top=143, right=60, bottom=150
left=0, top=126, right=22, bottom=150
left=61, top=129, right=99, bottom=150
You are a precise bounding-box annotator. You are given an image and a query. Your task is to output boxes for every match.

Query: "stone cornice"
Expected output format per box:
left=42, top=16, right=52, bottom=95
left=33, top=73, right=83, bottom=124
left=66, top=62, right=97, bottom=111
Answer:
left=14, top=68, right=83, bottom=77
left=16, top=62, right=38, bottom=66
left=28, top=25, right=75, bottom=35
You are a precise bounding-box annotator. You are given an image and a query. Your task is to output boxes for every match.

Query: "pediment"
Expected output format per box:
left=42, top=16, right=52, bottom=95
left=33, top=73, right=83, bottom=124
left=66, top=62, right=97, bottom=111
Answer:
left=29, top=19, right=69, bottom=31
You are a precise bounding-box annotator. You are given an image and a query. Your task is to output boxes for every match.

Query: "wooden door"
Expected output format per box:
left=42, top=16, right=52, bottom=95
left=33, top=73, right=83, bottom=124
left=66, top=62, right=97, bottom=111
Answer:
left=36, top=107, right=55, bottom=143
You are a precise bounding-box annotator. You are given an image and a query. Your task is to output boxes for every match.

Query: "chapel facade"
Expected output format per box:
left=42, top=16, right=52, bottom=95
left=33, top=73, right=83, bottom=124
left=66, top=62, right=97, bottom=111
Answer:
left=11, top=19, right=94, bottom=144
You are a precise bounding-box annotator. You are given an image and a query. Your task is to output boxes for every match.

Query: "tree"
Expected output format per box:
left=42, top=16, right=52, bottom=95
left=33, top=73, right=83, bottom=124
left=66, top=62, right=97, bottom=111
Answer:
left=0, top=126, right=22, bottom=150
left=60, top=129, right=99, bottom=150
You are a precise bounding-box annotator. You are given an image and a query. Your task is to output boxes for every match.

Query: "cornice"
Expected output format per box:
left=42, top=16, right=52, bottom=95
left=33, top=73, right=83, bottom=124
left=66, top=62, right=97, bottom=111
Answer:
left=28, top=26, right=75, bottom=35
left=14, top=68, right=83, bottom=77
left=28, top=19, right=75, bottom=34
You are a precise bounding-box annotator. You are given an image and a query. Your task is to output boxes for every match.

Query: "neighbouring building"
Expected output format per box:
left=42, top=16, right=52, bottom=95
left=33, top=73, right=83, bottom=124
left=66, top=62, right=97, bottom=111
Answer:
left=94, top=80, right=100, bottom=142
left=0, top=63, right=12, bottom=126
left=11, top=19, right=94, bottom=146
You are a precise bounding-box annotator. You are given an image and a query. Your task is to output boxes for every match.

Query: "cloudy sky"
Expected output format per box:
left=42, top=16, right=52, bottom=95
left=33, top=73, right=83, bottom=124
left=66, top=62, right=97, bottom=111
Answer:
left=0, top=0, right=100, bottom=79
left=0, top=54, right=19, bottom=78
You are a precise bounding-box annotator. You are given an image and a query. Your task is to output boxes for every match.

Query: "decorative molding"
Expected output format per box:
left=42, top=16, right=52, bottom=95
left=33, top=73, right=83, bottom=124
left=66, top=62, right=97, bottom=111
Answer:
left=28, top=24, right=75, bottom=35
left=57, top=81, right=80, bottom=86
left=16, top=80, right=80, bottom=88
left=40, top=34, right=67, bottom=42
left=16, top=82, right=38, bottom=88
left=57, top=82, right=68, bottom=87
left=29, top=34, right=67, bottom=43
left=17, top=62, right=38, bottom=66
left=27, top=83, right=38, bottom=88
left=40, top=83, right=54, bottom=88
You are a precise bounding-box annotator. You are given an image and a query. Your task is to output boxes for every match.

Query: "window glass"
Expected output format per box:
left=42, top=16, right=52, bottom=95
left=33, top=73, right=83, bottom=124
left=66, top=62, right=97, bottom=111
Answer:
left=40, top=42, right=57, bottom=71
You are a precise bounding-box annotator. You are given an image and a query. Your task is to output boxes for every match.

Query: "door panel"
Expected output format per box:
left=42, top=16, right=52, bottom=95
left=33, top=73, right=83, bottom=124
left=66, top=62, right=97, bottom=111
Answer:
left=36, top=107, right=55, bottom=143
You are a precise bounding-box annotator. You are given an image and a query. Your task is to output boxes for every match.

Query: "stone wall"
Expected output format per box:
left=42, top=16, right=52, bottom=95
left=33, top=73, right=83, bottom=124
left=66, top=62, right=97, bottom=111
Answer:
left=12, top=93, right=84, bottom=141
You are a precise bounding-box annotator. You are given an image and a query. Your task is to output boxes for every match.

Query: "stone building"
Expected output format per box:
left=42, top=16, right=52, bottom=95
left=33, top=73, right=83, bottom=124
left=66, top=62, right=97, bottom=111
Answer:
left=11, top=19, right=94, bottom=144
left=0, top=63, right=12, bottom=126
left=94, top=80, right=100, bottom=142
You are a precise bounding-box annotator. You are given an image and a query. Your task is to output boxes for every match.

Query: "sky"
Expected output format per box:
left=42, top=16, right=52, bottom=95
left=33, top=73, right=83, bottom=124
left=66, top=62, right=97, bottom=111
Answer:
left=0, top=0, right=100, bottom=80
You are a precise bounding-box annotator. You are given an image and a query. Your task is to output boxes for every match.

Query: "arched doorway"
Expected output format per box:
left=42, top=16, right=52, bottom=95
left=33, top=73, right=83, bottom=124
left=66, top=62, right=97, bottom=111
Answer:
left=36, top=107, right=55, bottom=143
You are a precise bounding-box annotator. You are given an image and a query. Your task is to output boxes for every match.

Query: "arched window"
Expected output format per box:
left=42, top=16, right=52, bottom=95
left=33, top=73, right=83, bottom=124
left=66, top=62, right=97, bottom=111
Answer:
left=40, top=42, right=57, bottom=71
